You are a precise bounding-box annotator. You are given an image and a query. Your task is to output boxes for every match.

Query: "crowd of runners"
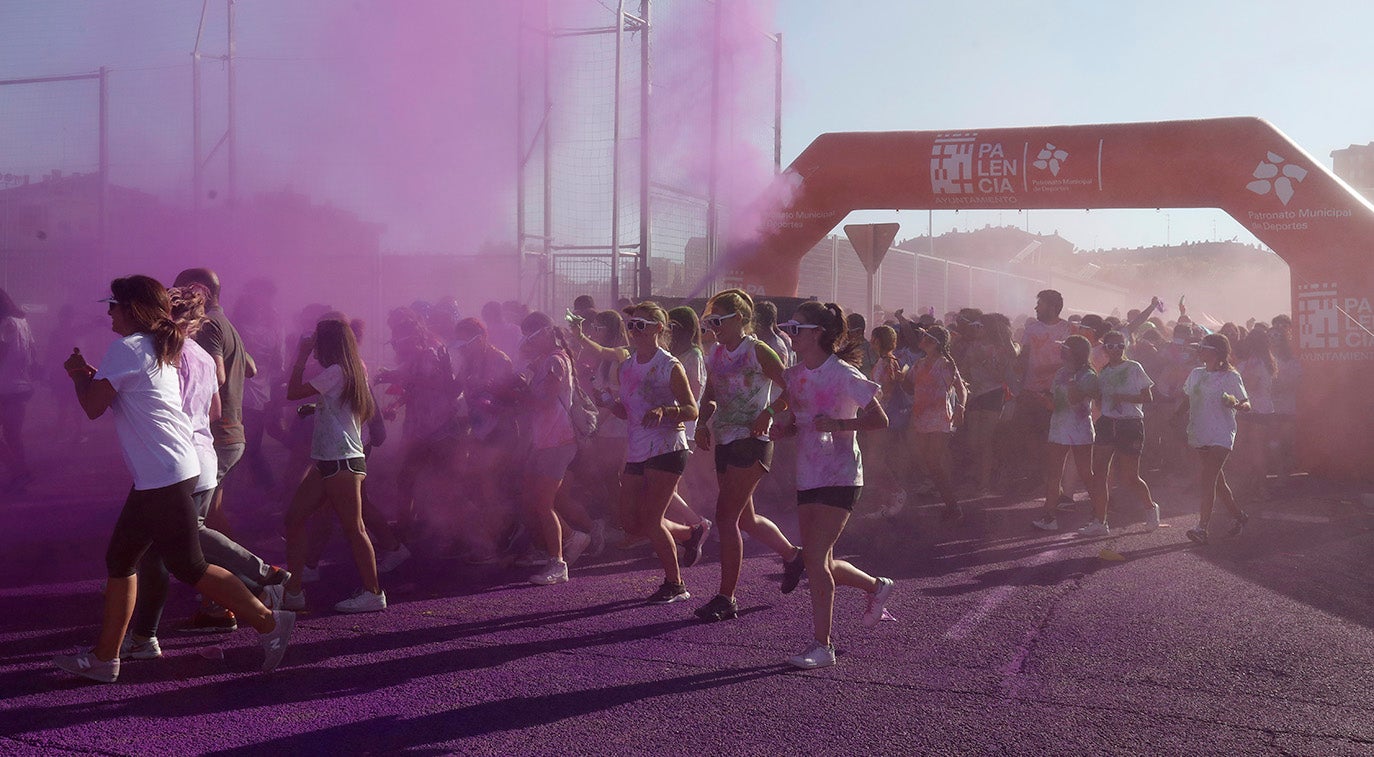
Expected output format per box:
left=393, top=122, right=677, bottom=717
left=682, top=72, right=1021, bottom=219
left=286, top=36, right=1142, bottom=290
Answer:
left=26, top=269, right=1298, bottom=681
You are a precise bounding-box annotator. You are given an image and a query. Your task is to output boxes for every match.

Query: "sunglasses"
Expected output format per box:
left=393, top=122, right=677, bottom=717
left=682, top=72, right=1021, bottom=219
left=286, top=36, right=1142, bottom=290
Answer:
left=702, top=312, right=739, bottom=330
left=453, top=334, right=480, bottom=349
left=1103, top=343, right=1126, bottom=350
left=778, top=320, right=821, bottom=336
left=626, top=318, right=659, bottom=332
left=520, top=325, right=549, bottom=345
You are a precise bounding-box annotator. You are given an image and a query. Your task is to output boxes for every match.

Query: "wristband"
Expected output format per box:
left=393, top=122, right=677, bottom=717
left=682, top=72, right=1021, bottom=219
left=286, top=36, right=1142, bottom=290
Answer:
left=765, top=406, right=775, bottom=417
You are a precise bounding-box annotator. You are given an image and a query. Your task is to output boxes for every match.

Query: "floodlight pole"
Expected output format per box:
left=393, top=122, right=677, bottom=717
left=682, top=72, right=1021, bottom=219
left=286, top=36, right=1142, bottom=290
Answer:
left=705, top=0, right=722, bottom=295
left=227, top=0, right=237, bottom=205
left=610, top=0, right=626, bottom=305
left=638, top=0, right=651, bottom=299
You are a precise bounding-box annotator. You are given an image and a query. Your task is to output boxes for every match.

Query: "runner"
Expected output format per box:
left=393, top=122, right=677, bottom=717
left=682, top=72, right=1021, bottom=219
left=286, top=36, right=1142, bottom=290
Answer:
left=1081, top=330, right=1159, bottom=536
left=517, top=311, right=579, bottom=585
left=614, top=301, right=702, bottom=604
left=904, top=324, right=967, bottom=522
left=775, top=301, right=894, bottom=669
left=691, top=289, right=803, bottom=622
left=54, top=275, right=292, bottom=682
left=280, top=315, right=386, bottom=613
left=1032, top=334, right=1097, bottom=532
left=1184, top=333, right=1251, bottom=544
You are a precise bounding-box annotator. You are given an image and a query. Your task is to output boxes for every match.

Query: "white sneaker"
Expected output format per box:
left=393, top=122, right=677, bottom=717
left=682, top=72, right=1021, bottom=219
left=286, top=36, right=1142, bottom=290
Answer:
left=1031, top=516, right=1059, bottom=532
left=260, top=610, right=295, bottom=672
left=1145, top=503, right=1161, bottom=531
left=1077, top=520, right=1110, bottom=537
left=588, top=519, right=607, bottom=557
left=120, top=636, right=162, bottom=660
left=300, top=565, right=321, bottom=584
left=787, top=641, right=836, bottom=670
left=377, top=544, right=412, bottom=574
left=53, top=648, right=119, bottom=683
left=530, top=559, right=569, bottom=585
left=862, top=577, right=896, bottom=628
left=282, top=588, right=307, bottom=611
left=334, top=589, right=387, bottom=613
left=564, top=530, right=591, bottom=566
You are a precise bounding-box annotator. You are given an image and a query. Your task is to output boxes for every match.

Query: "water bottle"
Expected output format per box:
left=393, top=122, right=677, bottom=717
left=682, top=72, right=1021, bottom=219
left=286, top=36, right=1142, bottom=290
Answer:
left=816, top=415, right=834, bottom=451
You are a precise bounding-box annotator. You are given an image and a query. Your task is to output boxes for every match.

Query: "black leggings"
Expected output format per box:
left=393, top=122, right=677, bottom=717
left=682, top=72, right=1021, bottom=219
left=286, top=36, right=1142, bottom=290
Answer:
left=105, top=477, right=208, bottom=585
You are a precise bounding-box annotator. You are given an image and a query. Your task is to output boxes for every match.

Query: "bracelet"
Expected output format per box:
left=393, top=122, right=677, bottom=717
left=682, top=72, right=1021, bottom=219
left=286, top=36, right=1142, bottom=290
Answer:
left=765, top=406, right=775, bottom=417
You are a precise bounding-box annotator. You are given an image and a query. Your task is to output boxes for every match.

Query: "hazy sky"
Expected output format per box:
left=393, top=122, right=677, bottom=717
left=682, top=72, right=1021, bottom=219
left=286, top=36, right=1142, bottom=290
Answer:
left=4, top=1, right=1371, bottom=255
left=774, top=0, right=1374, bottom=250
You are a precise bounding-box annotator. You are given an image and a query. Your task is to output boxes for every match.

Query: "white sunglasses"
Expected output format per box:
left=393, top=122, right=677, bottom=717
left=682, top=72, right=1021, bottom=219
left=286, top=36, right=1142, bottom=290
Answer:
left=778, top=320, right=822, bottom=336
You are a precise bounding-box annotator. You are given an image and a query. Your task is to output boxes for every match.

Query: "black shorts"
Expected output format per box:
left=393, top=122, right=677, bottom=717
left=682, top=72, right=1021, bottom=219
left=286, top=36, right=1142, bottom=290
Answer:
left=1094, top=416, right=1145, bottom=456
left=797, top=485, right=863, bottom=512
left=624, top=449, right=690, bottom=477
left=317, top=457, right=367, bottom=479
left=968, top=389, right=1005, bottom=413
left=714, top=437, right=774, bottom=474
left=1013, top=393, right=1052, bottom=436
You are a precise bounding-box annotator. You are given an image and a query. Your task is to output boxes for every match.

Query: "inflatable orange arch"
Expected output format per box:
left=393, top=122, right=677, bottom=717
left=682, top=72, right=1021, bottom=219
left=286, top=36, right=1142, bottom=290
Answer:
left=729, top=117, right=1374, bottom=478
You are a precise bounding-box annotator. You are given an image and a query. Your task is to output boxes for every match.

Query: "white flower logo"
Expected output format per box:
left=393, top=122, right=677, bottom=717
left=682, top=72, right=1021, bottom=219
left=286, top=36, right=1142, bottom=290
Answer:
left=1032, top=143, right=1068, bottom=176
left=1246, top=151, right=1307, bottom=206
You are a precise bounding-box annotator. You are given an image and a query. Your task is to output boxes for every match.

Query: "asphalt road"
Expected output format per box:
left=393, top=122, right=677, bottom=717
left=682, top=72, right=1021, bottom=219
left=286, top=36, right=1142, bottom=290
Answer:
left=2, top=418, right=1372, bottom=755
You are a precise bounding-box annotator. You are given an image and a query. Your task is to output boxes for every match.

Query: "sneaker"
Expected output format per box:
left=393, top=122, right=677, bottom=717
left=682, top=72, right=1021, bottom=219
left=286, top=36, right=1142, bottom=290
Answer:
left=282, top=588, right=307, bottom=611
left=646, top=581, right=691, bottom=604
left=120, top=636, right=162, bottom=660
left=680, top=522, right=709, bottom=568
left=377, top=544, right=412, bottom=574
left=1057, top=492, right=1077, bottom=509
left=780, top=548, right=805, bottom=594
left=1186, top=526, right=1209, bottom=545
left=186, top=609, right=237, bottom=634
left=260, top=610, right=295, bottom=672
left=1077, top=520, right=1110, bottom=537
left=53, top=648, right=119, bottom=683
left=262, top=565, right=291, bottom=586
left=1145, top=503, right=1161, bottom=531
left=1031, top=516, right=1059, bottom=532
left=787, top=641, right=836, bottom=670
left=1228, top=510, right=1250, bottom=537
left=862, top=577, right=896, bottom=628
left=514, top=547, right=549, bottom=568
left=334, top=589, right=387, bottom=613
left=588, top=519, right=607, bottom=558
left=563, top=530, right=591, bottom=566
left=530, top=559, right=569, bottom=586
left=260, top=584, right=284, bottom=611
left=693, top=594, right=739, bottom=622
left=300, top=564, right=321, bottom=584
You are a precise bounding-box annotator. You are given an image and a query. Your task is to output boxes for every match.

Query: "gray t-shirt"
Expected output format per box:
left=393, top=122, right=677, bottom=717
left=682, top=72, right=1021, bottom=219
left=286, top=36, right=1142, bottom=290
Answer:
left=194, top=306, right=248, bottom=446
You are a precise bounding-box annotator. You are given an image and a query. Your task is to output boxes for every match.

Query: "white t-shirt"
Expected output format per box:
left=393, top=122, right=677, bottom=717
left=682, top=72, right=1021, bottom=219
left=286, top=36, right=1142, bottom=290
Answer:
left=1184, top=367, right=1248, bottom=449
left=1023, top=319, right=1073, bottom=393
left=707, top=336, right=777, bottom=446
left=178, top=340, right=220, bottom=494
left=619, top=348, right=689, bottom=463
left=677, top=345, right=706, bottom=438
left=526, top=351, right=576, bottom=451
left=94, top=334, right=200, bottom=491
left=1097, top=360, right=1153, bottom=420
left=309, top=363, right=367, bottom=461
left=1048, top=366, right=1097, bottom=446
left=783, top=354, right=881, bottom=490
left=1237, top=358, right=1275, bottom=415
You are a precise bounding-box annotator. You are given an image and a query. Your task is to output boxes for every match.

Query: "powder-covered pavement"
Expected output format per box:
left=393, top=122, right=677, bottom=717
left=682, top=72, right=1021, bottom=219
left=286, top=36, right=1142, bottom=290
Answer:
left=3, top=426, right=1373, bottom=755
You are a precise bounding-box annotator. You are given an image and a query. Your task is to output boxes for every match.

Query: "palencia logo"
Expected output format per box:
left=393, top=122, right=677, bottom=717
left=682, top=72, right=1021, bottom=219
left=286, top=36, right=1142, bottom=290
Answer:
left=1246, top=151, right=1307, bottom=206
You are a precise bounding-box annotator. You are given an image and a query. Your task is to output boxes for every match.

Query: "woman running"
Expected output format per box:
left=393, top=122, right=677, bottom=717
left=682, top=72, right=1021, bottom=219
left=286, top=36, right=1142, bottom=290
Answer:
left=1032, top=334, right=1097, bottom=532
left=691, top=290, right=804, bottom=622
left=1081, top=330, right=1159, bottom=536
left=963, top=314, right=1017, bottom=494
left=775, top=301, right=893, bottom=669
left=615, top=302, right=702, bottom=604
left=54, top=275, right=292, bottom=682
left=904, top=324, right=967, bottom=521
left=280, top=315, right=386, bottom=613
left=1184, top=333, right=1251, bottom=544
left=518, top=311, right=580, bottom=585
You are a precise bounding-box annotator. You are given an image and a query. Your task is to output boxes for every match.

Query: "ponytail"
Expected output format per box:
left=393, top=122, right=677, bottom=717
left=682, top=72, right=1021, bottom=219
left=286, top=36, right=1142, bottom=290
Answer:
left=110, top=275, right=184, bottom=367
left=795, top=301, right=863, bottom=367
